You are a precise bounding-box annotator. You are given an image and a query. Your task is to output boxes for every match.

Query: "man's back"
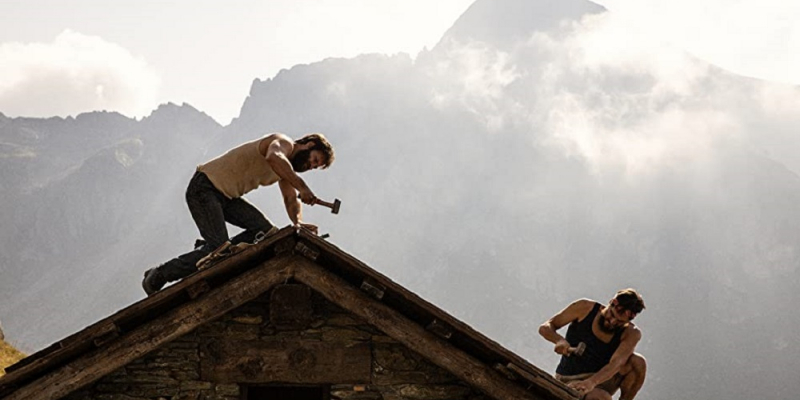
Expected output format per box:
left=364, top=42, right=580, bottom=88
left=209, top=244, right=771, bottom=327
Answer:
left=197, top=134, right=282, bottom=199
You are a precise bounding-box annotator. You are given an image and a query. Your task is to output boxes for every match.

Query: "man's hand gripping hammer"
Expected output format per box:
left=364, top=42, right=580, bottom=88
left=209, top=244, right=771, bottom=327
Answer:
left=303, top=196, right=340, bottom=214
left=297, top=193, right=341, bottom=214
left=567, top=342, right=586, bottom=357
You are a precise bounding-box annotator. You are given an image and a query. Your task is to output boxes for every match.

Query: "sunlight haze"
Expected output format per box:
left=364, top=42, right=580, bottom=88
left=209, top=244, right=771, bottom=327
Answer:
left=1, top=0, right=797, bottom=124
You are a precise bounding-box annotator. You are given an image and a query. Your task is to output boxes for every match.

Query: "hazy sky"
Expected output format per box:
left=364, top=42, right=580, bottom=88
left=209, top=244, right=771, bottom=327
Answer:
left=0, top=0, right=797, bottom=124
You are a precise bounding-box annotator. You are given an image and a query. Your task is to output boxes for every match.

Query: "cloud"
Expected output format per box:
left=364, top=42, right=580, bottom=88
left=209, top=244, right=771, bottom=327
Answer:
left=427, top=11, right=800, bottom=176
left=0, top=30, right=160, bottom=118
left=426, top=41, right=520, bottom=129
left=520, top=14, right=742, bottom=174
left=549, top=13, right=800, bottom=177
left=594, top=0, right=800, bottom=85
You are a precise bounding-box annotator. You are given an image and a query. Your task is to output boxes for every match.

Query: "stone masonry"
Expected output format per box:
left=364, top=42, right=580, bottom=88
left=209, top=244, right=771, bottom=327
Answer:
left=64, top=286, right=492, bottom=400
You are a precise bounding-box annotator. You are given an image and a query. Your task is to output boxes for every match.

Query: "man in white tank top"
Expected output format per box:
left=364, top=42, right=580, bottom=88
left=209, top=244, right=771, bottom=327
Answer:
left=142, top=133, right=335, bottom=295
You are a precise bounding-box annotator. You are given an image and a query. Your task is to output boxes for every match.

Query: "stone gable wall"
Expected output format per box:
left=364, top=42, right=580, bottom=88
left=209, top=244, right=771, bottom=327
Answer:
left=65, top=287, right=492, bottom=400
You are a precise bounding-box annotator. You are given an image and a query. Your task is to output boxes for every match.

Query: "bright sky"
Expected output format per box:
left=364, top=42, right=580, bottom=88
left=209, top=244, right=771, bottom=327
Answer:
left=0, top=0, right=797, bottom=124
left=597, top=0, right=800, bottom=85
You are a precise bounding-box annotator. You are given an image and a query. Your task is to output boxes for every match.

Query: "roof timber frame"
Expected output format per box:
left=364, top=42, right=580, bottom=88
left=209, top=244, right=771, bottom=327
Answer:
left=3, top=255, right=296, bottom=400
left=0, top=228, right=579, bottom=400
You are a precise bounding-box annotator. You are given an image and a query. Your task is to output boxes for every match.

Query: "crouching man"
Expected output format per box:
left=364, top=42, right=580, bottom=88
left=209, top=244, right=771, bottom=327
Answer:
left=539, top=289, right=647, bottom=400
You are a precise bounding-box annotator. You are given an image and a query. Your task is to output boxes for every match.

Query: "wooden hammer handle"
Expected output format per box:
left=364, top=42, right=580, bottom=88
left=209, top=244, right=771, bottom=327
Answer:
left=314, top=199, right=335, bottom=208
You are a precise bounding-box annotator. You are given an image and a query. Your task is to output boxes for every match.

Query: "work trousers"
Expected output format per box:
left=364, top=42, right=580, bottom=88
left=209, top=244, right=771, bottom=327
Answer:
left=157, top=171, right=274, bottom=282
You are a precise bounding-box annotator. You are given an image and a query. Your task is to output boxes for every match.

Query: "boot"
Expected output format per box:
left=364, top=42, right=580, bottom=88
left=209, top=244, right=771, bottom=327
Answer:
left=142, top=267, right=166, bottom=295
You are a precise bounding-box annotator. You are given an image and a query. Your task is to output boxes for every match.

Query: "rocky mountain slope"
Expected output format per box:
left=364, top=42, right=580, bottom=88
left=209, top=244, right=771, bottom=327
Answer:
left=1, top=1, right=799, bottom=399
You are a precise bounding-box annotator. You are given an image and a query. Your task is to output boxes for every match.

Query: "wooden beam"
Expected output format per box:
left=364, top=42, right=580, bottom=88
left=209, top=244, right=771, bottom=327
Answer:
left=3, top=318, right=120, bottom=379
left=3, top=255, right=299, bottom=400
left=294, top=240, right=320, bottom=260
left=90, top=321, right=120, bottom=348
left=200, top=339, right=371, bottom=383
left=186, top=279, right=211, bottom=299
left=292, top=259, right=552, bottom=400
left=2, top=228, right=296, bottom=384
left=295, top=230, right=575, bottom=400
left=426, top=319, right=454, bottom=340
left=359, top=278, right=385, bottom=299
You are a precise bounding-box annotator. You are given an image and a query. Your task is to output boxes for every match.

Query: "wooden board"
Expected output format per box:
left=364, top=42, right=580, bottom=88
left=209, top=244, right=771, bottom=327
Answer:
left=200, top=339, right=371, bottom=384
left=295, top=232, right=577, bottom=400
left=1, top=255, right=297, bottom=400
left=293, top=258, right=550, bottom=400
left=1, top=228, right=295, bottom=385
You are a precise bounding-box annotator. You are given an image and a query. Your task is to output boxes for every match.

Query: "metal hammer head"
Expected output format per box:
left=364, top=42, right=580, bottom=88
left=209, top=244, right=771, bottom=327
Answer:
left=331, top=198, right=341, bottom=214
left=571, top=342, right=586, bottom=357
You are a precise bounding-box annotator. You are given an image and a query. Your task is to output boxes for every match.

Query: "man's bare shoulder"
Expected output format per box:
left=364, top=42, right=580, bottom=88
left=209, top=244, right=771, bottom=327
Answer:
left=622, top=322, right=643, bottom=342
left=558, top=298, right=596, bottom=322
left=261, top=132, right=291, bottom=145
left=261, top=133, right=293, bottom=155
left=570, top=298, right=597, bottom=311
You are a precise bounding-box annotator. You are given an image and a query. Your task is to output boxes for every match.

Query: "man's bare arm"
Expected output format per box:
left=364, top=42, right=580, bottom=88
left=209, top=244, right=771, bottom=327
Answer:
left=279, top=179, right=302, bottom=225
left=265, top=135, right=315, bottom=204
left=539, top=299, right=594, bottom=355
left=279, top=176, right=319, bottom=234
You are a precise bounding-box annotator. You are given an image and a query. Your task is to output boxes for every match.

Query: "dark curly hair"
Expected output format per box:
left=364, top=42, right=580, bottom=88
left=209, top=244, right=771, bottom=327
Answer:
left=295, top=133, right=335, bottom=169
left=614, top=288, right=646, bottom=316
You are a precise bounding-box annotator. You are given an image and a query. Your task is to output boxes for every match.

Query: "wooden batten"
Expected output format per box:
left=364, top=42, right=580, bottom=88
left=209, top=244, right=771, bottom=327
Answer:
left=186, top=279, right=211, bottom=299
left=360, top=278, right=386, bottom=299
left=90, top=321, right=120, bottom=348
left=200, top=339, right=371, bottom=383
left=2, top=255, right=299, bottom=400
left=507, top=363, right=579, bottom=398
left=294, top=240, right=320, bottom=260
left=2, top=228, right=577, bottom=400
left=293, top=258, right=553, bottom=400
left=295, top=229, right=575, bottom=400
left=426, top=319, right=454, bottom=340
left=0, top=228, right=295, bottom=391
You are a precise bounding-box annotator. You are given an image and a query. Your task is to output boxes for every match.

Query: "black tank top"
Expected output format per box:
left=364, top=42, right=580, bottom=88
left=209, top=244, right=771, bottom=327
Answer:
left=556, top=302, right=623, bottom=376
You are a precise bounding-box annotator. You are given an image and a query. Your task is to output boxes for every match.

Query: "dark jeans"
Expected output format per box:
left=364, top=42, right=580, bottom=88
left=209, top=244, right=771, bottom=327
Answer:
left=157, top=171, right=274, bottom=282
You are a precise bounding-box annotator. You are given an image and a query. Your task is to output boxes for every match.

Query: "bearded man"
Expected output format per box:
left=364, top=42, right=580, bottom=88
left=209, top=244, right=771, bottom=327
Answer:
left=142, top=132, right=335, bottom=295
left=539, top=289, right=647, bottom=400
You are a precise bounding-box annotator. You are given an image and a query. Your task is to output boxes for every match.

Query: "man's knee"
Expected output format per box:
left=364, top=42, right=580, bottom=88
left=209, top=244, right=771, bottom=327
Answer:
left=584, top=389, right=612, bottom=400
left=628, top=353, right=647, bottom=375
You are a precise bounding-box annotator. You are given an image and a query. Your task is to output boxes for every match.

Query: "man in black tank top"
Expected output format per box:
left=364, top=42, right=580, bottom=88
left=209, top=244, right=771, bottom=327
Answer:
left=539, top=289, right=647, bottom=400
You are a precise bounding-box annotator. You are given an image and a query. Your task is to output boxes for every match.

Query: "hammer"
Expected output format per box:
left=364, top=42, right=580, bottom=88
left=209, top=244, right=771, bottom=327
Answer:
left=314, top=198, right=341, bottom=214
left=567, top=342, right=586, bottom=357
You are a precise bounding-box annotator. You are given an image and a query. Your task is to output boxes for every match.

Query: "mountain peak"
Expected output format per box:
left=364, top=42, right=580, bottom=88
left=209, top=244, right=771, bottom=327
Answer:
left=144, top=102, right=221, bottom=127
left=435, top=0, right=605, bottom=50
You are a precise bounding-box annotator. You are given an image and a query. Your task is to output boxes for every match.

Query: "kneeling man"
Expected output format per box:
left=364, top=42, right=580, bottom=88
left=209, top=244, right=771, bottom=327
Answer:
left=539, top=289, right=647, bottom=400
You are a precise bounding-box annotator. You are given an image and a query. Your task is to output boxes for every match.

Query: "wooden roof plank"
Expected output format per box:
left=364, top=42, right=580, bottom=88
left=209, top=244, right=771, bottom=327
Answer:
left=297, top=231, right=575, bottom=400
left=3, top=228, right=576, bottom=400
left=1, top=254, right=298, bottom=400
left=293, top=257, right=573, bottom=400
left=0, top=228, right=295, bottom=389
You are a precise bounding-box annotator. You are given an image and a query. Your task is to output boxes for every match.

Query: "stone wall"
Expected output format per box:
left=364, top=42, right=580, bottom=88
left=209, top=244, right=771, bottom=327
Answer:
left=65, top=286, right=492, bottom=400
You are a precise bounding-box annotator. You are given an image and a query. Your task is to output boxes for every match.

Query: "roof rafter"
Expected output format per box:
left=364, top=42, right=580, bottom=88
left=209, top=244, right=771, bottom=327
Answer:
left=293, top=257, right=548, bottom=400
left=0, top=229, right=579, bottom=400
left=4, top=255, right=296, bottom=400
